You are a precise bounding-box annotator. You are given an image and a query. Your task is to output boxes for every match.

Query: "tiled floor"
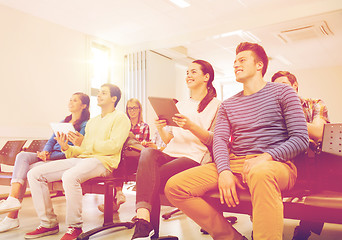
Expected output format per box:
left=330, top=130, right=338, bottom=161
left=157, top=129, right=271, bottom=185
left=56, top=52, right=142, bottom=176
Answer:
left=0, top=184, right=341, bottom=240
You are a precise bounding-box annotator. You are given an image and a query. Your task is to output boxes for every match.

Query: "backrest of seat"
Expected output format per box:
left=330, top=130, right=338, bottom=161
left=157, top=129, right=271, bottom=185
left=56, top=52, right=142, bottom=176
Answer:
left=0, top=140, right=27, bottom=166
left=317, top=123, right=342, bottom=192
left=112, top=139, right=141, bottom=181
left=25, top=139, right=48, bottom=153
left=322, top=123, right=342, bottom=156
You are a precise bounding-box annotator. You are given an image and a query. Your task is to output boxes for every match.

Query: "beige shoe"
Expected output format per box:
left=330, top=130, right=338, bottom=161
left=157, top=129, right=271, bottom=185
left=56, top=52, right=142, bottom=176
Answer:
left=97, top=201, right=120, bottom=213
left=97, top=190, right=126, bottom=213
left=115, top=191, right=126, bottom=205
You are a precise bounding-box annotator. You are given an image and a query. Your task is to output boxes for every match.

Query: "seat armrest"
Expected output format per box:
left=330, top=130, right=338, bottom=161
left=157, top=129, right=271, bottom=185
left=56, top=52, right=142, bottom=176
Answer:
left=304, top=190, right=342, bottom=209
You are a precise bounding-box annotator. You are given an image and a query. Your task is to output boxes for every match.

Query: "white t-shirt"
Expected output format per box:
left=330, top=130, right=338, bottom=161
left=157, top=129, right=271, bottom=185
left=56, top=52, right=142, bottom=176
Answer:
left=163, top=97, right=221, bottom=164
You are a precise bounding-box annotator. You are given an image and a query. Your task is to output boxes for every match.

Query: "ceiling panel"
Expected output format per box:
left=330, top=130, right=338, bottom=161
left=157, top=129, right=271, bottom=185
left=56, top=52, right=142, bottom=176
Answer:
left=0, top=0, right=341, bottom=78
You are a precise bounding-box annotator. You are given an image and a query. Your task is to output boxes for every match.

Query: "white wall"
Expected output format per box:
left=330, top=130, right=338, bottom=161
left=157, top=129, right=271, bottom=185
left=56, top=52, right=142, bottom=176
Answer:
left=145, top=51, right=178, bottom=135
left=294, top=65, right=342, bottom=123
left=174, top=63, right=189, bottom=101
left=0, top=5, right=124, bottom=140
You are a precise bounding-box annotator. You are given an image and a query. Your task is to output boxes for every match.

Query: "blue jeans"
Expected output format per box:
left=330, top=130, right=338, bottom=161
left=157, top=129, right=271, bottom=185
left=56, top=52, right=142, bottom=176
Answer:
left=11, top=152, right=47, bottom=200
left=135, top=148, right=199, bottom=237
left=11, top=152, right=43, bottom=185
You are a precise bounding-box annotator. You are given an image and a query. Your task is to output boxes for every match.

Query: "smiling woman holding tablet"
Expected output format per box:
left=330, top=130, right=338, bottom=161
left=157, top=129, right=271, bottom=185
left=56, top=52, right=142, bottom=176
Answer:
left=0, top=92, right=90, bottom=233
left=131, top=60, right=221, bottom=239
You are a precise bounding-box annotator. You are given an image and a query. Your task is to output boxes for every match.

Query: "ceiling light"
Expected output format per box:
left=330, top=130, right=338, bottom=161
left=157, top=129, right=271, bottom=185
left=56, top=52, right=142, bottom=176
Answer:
left=220, top=30, right=244, bottom=38
left=242, top=31, right=261, bottom=42
left=169, top=0, right=190, bottom=8
left=237, top=0, right=247, bottom=7
left=274, top=55, right=292, bottom=66
left=213, top=30, right=261, bottom=43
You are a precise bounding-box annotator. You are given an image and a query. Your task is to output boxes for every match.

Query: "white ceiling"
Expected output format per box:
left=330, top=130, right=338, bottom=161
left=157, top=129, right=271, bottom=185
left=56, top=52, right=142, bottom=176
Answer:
left=0, top=0, right=341, bottom=77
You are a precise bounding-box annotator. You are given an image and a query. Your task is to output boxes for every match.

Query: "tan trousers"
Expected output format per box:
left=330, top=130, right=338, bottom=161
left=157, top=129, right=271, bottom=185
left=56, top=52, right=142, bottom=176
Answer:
left=165, top=156, right=297, bottom=240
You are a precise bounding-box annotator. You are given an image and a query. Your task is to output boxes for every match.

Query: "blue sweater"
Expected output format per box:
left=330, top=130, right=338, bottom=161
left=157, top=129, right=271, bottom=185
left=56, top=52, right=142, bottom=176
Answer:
left=43, top=120, right=87, bottom=160
left=213, top=82, right=309, bottom=174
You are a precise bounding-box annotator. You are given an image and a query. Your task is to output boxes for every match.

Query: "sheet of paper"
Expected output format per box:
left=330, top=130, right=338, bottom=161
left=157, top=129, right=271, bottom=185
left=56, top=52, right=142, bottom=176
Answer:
left=50, top=122, right=76, bottom=136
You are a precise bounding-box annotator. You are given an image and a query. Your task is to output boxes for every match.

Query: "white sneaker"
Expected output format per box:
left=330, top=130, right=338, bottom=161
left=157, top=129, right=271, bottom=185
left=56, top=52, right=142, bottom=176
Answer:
left=0, top=197, right=21, bottom=214
left=0, top=217, right=19, bottom=232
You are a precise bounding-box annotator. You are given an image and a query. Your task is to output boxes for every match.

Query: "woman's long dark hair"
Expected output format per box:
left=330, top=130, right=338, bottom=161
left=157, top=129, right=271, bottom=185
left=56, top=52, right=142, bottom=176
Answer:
left=192, top=60, right=217, bottom=113
left=64, top=92, right=90, bottom=131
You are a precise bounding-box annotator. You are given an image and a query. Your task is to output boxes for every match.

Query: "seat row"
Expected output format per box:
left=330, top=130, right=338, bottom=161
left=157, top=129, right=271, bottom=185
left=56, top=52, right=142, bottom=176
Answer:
left=0, top=140, right=48, bottom=187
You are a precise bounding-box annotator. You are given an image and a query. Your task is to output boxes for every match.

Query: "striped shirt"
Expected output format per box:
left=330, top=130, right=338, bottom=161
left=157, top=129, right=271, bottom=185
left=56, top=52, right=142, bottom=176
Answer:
left=213, top=82, right=309, bottom=174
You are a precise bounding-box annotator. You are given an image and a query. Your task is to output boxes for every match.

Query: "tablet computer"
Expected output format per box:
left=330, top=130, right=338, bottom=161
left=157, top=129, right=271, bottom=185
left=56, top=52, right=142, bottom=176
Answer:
left=148, top=96, right=179, bottom=127
left=50, top=122, right=76, bottom=136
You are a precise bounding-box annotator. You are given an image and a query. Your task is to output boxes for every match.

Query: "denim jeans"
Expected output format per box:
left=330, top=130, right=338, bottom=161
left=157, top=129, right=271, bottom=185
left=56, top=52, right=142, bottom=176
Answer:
left=135, top=148, right=199, bottom=237
left=10, top=152, right=50, bottom=201
left=11, top=152, right=41, bottom=185
left=27, top=157, right=110, bottom=228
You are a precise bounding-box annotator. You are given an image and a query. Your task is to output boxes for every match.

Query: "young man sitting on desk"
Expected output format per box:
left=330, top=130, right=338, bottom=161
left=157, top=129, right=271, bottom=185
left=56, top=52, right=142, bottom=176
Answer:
left=25, top=83, right=131, bottom=240
left=165, top=42, right=309, bottom=240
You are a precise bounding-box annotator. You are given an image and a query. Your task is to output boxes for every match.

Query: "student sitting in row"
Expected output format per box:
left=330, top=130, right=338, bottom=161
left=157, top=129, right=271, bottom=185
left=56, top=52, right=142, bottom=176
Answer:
left=131, top=60, right=221, bottom=239
left=97, top=98, right=150, bottom=212
left=24, top=84, right=131, bottom=240
left=0, top=92, right=90, bottom=233
left=165, top=42, right=309, bottom=240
